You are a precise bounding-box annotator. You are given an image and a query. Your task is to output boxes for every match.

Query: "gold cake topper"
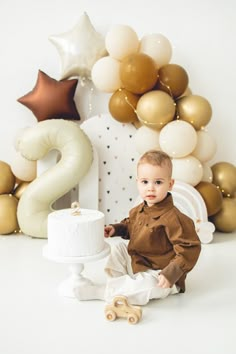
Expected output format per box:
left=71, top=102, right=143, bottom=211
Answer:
left=71, top=201, right=81, bottom=216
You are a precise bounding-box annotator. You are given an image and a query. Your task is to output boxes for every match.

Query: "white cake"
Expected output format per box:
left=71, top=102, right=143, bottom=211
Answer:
left=47, top=208, right=105, bottom=257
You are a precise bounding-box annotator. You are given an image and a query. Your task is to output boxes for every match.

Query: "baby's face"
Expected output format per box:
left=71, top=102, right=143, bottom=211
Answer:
left=136, top=163, right=174, bottom=206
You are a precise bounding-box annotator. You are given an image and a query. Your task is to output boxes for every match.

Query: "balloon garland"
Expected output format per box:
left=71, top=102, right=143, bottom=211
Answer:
left=89, top=22, right=235, bottom=233
left=1, top=13, right=233, bottom=236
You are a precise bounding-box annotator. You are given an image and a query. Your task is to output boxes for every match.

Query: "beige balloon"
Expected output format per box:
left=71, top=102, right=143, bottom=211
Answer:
left=105, top=24, right=139, bottom=60
left=177, top=95, right=212, bottom=130
left=201, top=163, right=213, bottom=183
left=159, top=120, right=197, bottom=158
left=136, top=90, right=175, bottom=130
left=134, top=125, right=160, bottom=154
left=0, top=161, right=15, bottom=194
left=0, top=194, right=19, bottom=234
left=139, top=33, right=172, bottom=68
left=211, top=197, right=236, bottom=233
left=172, top=155, right=203, bottom=186
left=91, top=56, right=122, bottom=93
left=192, top=130, right=217, bottom=162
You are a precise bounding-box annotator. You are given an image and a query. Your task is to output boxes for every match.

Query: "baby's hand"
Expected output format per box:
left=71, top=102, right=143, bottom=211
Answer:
left=104, top=225, right=115, bottom=238
left=158, top=274, right=171, bottom=288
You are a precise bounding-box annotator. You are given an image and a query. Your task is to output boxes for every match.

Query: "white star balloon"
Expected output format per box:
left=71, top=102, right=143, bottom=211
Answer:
left=49, top=12, right=107, bottom=80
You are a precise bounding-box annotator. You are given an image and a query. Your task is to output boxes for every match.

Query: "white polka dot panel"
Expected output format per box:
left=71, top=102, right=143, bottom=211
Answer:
left=81, top=114, right=140, bottom=225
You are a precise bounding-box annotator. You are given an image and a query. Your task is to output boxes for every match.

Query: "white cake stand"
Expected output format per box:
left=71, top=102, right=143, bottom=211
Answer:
left=43, top=243, right=110, bottom=298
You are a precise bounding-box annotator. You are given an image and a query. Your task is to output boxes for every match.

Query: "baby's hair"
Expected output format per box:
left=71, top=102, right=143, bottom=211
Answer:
left=137, top=150, right=173, bottom=177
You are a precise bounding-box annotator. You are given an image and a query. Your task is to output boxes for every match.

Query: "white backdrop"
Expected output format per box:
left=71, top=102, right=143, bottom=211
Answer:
left=0, top=0, right=235, bottom=167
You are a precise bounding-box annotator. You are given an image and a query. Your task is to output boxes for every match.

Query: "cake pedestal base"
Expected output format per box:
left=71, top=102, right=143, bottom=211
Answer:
left=43, top=243, right=110, bottom=298
left=58, top=263, right=91, bottom=297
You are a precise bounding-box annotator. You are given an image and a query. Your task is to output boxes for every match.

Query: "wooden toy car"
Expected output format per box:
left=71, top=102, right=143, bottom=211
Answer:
left=105, top=295, right=142, bottom=324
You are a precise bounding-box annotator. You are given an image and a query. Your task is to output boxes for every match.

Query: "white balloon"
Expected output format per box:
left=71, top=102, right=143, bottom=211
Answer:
left=192, top=130, right=217, bottom=162
left=159, top=120, right=197, bottom=158
left=17, top=120, right=93, bottom=238
left=172, top=155, right=203, bottom=186
left=49, top=12, right=107, bottom=80
left=91, top=56, right=122, bottom=93
left=105, top=24, right=139, bottom=60
left=201, top=163, right=213, bottom=183
left=133, top=126, right=160, bottom=154
left=139, top=33, right=172, bottom=68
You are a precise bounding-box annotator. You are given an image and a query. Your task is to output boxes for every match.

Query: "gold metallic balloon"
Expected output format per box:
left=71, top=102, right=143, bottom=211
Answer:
left=211, top=197, right=236, bottom=233
left=13, top=181, right=30, bottom=199
left=120, top=53, right=158, bottom=94
left=176, top=95, right=212, bottom=130
left=155, top=63, right=189, bottom=98
left=109, top=89, right=140, bottom=123
left=136, top=90, right=176, bottom=130
left=133, top=120, right=142, bottom=129
left=0, top=194, right=19, bottom=234
left=195, top=181, right=223, bottom=216
left=211, top=162, right=236, bottom=197
left=0, top=161, right=15, bottom=194
left=15, top=176, right=23, bottom=185
left=179, top=86, right=192, bottom=98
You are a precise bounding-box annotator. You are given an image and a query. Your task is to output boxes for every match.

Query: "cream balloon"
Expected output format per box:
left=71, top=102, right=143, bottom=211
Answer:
left=17, top=119, right=93, bottom=238
left=49, top=12, right=107, bottom=80
left=192, top=130, right=217, bottom=162
left=172, top=155, right=203, bottom=186
left=105, top=24, right=139, bottom=60
left=133, top=126, right=160, bottom=154
left=201, top=163, right=213, bottom=183
left=91, top=56, right=122, bottom=93
left=139, top=33, right=172, bottom=68
left=159, top=120, right=197, bottom=158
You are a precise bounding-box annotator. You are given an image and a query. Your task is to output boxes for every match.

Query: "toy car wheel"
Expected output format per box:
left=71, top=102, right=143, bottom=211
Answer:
left=106, top=310, right=116, bottom=321
left=127, top=313, right=139, bottom=324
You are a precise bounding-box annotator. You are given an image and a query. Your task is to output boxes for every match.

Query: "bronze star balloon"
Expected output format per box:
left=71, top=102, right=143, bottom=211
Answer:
left=17, top=70, right=80, bottom=122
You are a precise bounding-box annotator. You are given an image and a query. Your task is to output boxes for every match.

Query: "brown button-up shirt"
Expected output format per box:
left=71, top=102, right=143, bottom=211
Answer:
left=111, top=193, right=201, bottom=292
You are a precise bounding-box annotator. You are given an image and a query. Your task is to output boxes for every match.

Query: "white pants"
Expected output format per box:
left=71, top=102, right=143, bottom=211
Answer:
left=104, top=241, right=179, bottom=305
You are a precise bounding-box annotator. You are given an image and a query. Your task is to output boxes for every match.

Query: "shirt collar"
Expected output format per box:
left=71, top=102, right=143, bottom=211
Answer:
left=138, top=192, right=174, bottom=218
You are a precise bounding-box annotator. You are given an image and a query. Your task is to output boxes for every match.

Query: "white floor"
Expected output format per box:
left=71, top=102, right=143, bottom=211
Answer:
left=0, top=231, right=235, bottom=354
